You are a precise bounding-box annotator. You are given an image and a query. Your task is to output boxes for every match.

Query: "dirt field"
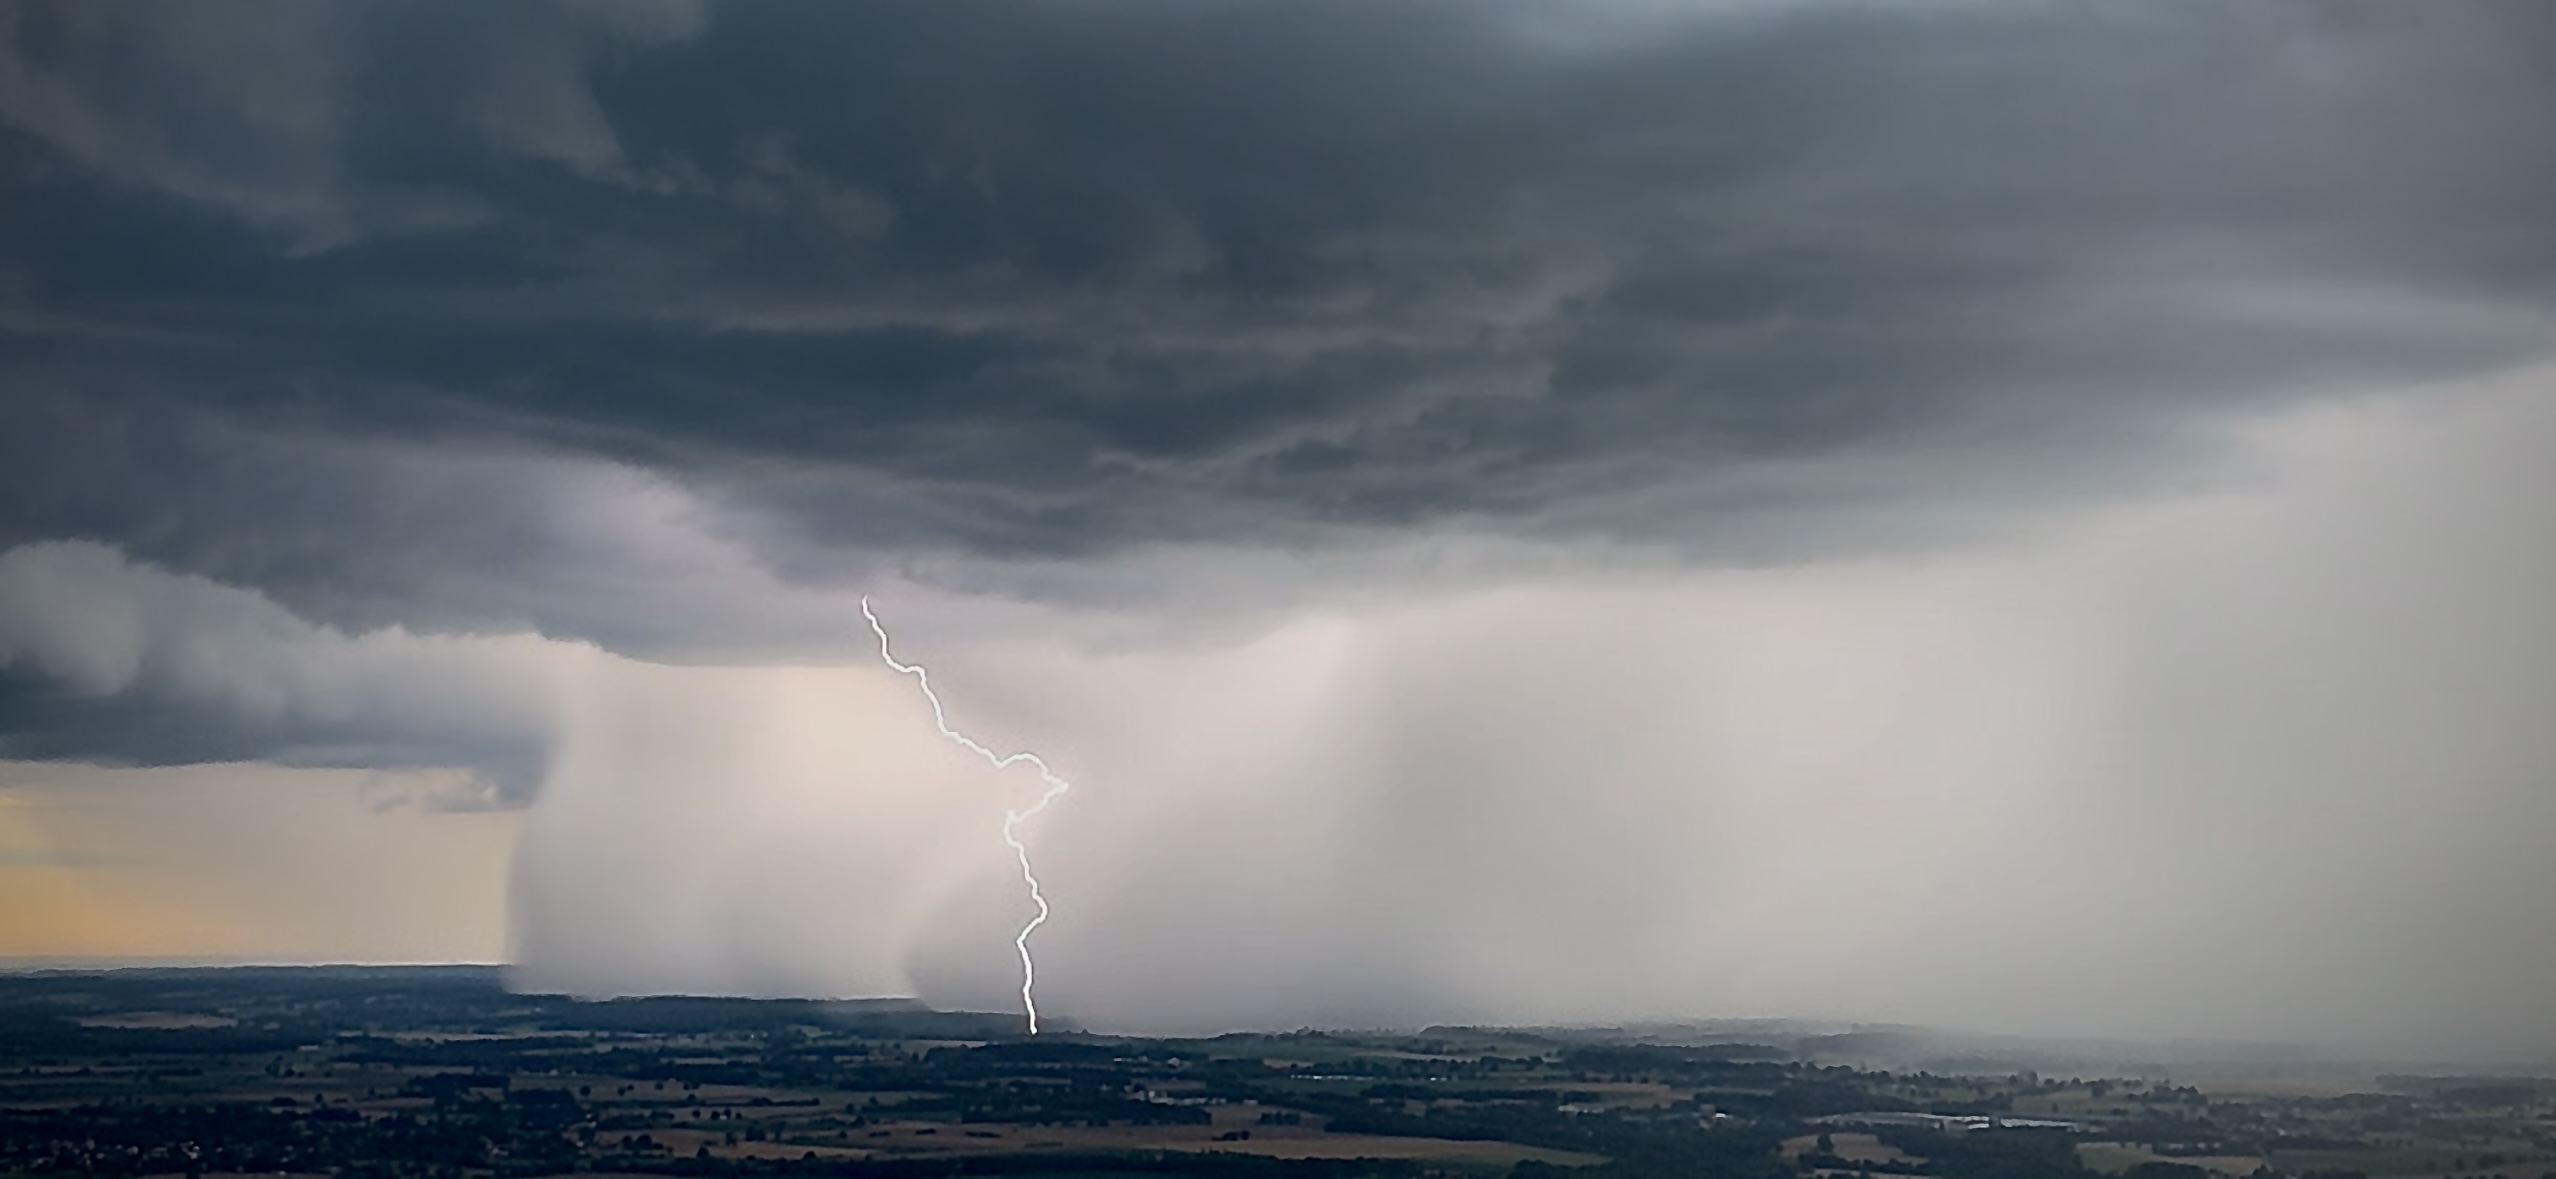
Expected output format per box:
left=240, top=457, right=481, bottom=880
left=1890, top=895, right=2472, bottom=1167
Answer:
left=640, top=1099, right=1605, bottom=1168
left=1163, top=1136, right=1606, bottom=1166
left=2079, top=1142, right=2265, bottom=1175
left=73, top=1011, right=238, bottom=1029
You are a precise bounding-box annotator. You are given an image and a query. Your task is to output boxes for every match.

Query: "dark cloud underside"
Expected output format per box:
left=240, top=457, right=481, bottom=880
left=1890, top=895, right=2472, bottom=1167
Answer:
left=0, top=665, right=544, bottom=804
left=4, top=1, right=2555, bottom=632
left=8, top=5, right=2556, bottom=1047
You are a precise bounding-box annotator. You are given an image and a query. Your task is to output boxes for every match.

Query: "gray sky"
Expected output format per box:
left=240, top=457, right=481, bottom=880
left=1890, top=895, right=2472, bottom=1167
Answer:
left=2, top=1, right=2554, bottom=1057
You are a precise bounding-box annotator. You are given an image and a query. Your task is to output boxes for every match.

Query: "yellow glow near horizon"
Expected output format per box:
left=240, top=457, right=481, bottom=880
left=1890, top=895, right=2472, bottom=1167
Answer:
left=0, top=761, right=518, bottom=963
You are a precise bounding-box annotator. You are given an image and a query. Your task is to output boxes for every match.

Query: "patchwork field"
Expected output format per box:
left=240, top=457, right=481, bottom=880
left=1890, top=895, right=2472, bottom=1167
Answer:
left=3, top=968, right=2552, bottom=1179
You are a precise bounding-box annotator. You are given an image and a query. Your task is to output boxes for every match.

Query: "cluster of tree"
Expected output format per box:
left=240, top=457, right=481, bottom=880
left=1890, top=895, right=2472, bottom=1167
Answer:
left=600, top=1150, right=1419, bottom=1179
left=1868, top=1127, right=2089, bottom=1179
left=0, top=1091, right=598, bottom=1178
left=1262, top=1080, right=1790, bottom=1178
left=0, top=1011, right=318, bottom=1059
left=891, top=1084, right=1212, bottom=1128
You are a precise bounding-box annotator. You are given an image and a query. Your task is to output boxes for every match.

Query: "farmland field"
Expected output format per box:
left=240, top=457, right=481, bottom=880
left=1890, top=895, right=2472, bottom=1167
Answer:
left=1, top=968, right=2551, bottom=1179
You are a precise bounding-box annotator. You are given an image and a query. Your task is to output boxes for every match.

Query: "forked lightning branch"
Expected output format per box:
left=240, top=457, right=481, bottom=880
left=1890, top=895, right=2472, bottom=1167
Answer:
left=861, top=598, right=1074, bottom=1035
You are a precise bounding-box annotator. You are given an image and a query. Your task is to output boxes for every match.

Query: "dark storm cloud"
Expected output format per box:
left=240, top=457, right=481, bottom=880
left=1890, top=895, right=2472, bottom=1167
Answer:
left=10, top=3, right=2556, bottom=1047
left=0, top=665, right=545, bottom=806
left=0, top=541, right=564, bottom=804
left=5, top=0, right=2556, bottom=625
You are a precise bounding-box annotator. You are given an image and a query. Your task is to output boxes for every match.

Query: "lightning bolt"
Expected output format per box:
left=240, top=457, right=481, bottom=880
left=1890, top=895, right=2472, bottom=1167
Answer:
left=861, top=597, right=1073, bottom=1035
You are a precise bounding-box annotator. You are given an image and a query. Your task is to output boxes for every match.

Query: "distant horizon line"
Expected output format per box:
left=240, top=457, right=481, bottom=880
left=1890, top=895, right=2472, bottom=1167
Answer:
left=5, top=961, right=2550, bottom=1071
